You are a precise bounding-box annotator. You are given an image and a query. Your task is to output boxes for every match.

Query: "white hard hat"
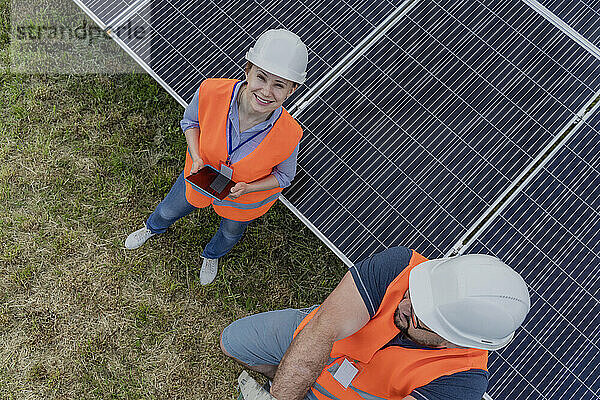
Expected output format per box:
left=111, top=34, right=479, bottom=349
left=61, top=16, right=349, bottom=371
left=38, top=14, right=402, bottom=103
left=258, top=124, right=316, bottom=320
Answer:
left=409, top=254, right=530, bottom=351
left=245, top=29, right=308, bottom=84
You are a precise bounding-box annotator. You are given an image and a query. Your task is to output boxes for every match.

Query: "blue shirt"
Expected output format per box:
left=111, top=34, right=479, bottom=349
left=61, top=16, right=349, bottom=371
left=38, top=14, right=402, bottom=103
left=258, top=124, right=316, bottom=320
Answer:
left=349, top=246, right=489, bottom=400
left=180, top=82, right=299, bottom=188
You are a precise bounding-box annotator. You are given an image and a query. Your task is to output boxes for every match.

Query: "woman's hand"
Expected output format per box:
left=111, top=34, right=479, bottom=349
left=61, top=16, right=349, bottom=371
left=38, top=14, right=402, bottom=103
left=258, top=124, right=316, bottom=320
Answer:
left=190, top=156, right=204, bottom=174
left=229, top=182, right=251, bottom=199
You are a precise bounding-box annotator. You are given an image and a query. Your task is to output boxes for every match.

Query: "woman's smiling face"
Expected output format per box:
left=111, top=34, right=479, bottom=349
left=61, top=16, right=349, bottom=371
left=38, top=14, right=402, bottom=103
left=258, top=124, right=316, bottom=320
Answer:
left=241, top=64, right=297, bottom=115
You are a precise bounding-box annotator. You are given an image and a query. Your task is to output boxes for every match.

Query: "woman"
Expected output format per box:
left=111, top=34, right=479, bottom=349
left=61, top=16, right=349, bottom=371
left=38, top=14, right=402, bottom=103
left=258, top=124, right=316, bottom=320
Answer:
left=125, top=29, right=308, bottom=285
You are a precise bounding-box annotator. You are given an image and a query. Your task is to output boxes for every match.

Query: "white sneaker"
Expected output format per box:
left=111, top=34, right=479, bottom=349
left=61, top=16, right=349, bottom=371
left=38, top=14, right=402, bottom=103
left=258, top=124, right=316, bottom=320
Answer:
left=125, top=226, right=156, bottom=249
left=200, top=258, right=219, bottom=285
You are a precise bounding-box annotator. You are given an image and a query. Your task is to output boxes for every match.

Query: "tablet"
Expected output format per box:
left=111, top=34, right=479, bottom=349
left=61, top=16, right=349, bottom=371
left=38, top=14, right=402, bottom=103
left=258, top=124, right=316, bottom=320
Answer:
left=185, top=165, right=236, bottom=201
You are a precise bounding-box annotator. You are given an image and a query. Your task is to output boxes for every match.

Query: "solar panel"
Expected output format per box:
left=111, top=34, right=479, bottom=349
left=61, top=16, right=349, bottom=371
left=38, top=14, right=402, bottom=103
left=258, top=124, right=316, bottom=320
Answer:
left=98, top=0, right=401, bottom=104
left=284, top=0, right=600, bottom=262
left=465, top=107, right=600, bottom=399
left=539, top=0, right=600, bottom=46
left=73, top=0, right=135, bottom=28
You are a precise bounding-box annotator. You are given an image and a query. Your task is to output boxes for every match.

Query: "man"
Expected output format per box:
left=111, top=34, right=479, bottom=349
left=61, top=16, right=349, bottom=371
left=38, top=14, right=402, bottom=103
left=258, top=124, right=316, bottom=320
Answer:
left=221, top=247, right=530, bottom=400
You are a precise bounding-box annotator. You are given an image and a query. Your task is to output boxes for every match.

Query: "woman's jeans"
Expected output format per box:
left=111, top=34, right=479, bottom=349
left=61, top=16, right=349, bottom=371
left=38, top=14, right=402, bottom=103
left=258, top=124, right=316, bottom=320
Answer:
left=146, top=172, right=252, bottom=259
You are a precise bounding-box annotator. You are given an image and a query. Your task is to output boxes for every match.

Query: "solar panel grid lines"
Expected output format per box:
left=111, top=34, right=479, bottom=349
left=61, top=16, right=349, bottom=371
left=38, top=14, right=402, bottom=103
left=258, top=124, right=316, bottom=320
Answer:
left=490, top=198, right=599, bottom=304
left=567, top=0, right=600, bottom=44
left=224, top=0, right=399, bottom=92
left=120, top=2, right=215, bottom=101
left=292, top=176, right=449, bottom=258
left=487, top=292, right=598, bottom=397
left=131, top=1, right=246, bottom=100
left=489, top=340, right=549, bottom=399
left=266, top=0, right=358, bottom=48
left=294, top=93, right=470, bottom=240
left=486, top=233, right=596, bottom=392
left=419, top=1, right=597, bottom=133
left=389, top=39, right=553, bottom=163
left=498, top=252, right=595, bottom=345
left=135, top=0, right=402, bottom=104
left=545, top=175, right=599, bottom=241
left=523, top=127, right=600, bottom=245
left=288, top=0, right=600, bottom=262
left=82, top=0, right=132, bottom=27
left=508, top=339, right=580, bottom=399
left=465, top=111, right=600, bottom=398
left=119, top=6, right=205, bottom=93
left=98, top=24, right=188, bottom=106
left=288, top=144, right=447, bottom=257
left=71, top=0, right=112, bottom=29
left=518, top=322, right=597, bottom=396
left=289, top=163, right=393, bottom=251
left=525, top=0, right=600, bottom=59
left=493, top=330, right=550, bottom=396
left=331, top=208, right=398, bottom=251
left=450, top=90, right=600, bottom=258
left=486, top=2, right=600, bottom=95
left=294, top=131, right=438, bottom=247
left=278, top=195, right=354, bottom=267
left=338, top=71, right=516, bottom=200
left=534, top=277, right=598, bottom=349
left=296, top=96, right=426, bottom=196
left=565, top=130, right=600, bottom=177
left=335, top=64, right=503, bottom=194
left=164, top=1, right=248, bottom=74
left=141, top=8, right=200, bottom=72
left=105, top=0, right=148, bottom=29
left=289, top=0, right=422, bottom=116
left=370, top=56, right=528, bottom=166
left=168, top=1, right=239, bottom=62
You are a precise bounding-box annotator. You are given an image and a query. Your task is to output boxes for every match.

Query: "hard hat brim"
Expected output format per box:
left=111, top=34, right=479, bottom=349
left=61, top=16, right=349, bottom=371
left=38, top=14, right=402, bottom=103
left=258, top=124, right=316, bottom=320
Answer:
left=246, top=52, right=306, bottom=84
left=409, top=258, right=446, bottom=338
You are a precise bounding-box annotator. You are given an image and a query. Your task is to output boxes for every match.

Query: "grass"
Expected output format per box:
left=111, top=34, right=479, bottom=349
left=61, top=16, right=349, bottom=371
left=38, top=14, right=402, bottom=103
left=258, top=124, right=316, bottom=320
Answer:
left=0, top=3, right=344, bottom=398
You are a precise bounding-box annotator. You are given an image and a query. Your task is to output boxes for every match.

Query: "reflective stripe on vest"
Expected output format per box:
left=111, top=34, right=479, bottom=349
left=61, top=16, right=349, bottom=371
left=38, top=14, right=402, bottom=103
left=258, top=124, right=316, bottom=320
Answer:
left=311, top=383, right=388, bottom=400
left=294, top=250, right=488, bottom=400
left=183, top=78, right=302, bottom=221
left=312, top=383, right=341, bottom=400
left=213, top=192, right=280, bottom=209
left=314, top=365, right=388, bottom=400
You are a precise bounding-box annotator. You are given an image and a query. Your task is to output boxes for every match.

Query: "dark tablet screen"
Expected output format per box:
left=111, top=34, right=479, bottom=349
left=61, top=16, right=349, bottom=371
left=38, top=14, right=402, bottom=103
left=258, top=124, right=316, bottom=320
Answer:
left=185, top=165, right=236, bottom=201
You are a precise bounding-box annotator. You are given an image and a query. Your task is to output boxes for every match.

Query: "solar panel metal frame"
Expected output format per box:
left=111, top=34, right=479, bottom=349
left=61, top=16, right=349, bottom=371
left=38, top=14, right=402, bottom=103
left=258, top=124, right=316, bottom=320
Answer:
left=522, top=0, right=600, bottom=61
left=535, top=0, right=600, bottom=48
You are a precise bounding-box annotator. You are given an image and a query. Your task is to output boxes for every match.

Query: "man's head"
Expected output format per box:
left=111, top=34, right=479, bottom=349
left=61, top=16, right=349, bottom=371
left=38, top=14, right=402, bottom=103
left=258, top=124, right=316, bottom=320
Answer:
left=394, top=289, right=456, bottom=348
left=397, top=254, right=530, bottom=350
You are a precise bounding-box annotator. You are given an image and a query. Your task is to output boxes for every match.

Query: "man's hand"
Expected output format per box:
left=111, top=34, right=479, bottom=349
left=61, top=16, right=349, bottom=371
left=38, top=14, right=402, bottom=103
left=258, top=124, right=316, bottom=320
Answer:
left=270, top=272, right=370, bottom=400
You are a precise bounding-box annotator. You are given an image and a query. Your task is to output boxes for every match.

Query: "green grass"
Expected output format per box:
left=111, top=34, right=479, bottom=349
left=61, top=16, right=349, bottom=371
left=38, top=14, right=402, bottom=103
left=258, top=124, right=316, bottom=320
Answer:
left=0, top=4, right=343, bottom=398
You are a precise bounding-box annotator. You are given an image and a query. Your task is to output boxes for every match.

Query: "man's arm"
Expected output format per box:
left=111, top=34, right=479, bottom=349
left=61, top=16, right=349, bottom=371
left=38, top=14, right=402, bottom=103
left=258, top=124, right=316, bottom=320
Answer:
left=270, top=271, right=370, bottom=400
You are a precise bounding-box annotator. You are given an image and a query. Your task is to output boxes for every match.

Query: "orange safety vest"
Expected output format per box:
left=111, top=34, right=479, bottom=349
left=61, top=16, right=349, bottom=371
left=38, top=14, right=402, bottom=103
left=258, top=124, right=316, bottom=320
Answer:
left=294, top=250, right=488, bottom=400
left=183, top=78, right=302, bottom=221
